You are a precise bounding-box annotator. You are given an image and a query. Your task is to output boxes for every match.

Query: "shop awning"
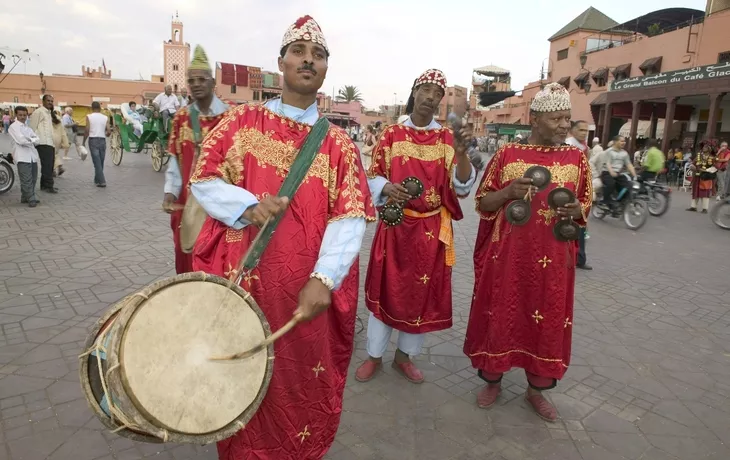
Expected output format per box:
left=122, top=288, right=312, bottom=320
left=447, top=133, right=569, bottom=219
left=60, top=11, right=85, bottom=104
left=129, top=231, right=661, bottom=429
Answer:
left=574, top=71, right=590, bottom=84
left=612, top=63, right=632, bottom=79
left=639, top=56, right=663, bottom=74
left=618, top=119, right=681, bottom=139
left=592, top=67, right=609, bottom=82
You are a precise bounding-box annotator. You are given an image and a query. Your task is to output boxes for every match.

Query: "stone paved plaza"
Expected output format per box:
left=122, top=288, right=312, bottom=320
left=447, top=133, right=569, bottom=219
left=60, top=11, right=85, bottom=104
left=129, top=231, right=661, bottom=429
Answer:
left=1, top=142, right=730, bottom=460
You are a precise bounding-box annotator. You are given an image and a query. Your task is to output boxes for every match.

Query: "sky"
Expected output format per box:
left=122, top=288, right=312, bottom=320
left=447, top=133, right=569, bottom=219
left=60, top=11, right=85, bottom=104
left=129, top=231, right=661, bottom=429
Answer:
left=1, top=0, right=708, bottom=110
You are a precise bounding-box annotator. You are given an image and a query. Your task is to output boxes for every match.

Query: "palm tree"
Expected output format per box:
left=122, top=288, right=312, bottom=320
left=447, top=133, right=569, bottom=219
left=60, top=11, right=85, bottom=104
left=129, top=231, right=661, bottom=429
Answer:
left=336, top=85, right=363, bottom=103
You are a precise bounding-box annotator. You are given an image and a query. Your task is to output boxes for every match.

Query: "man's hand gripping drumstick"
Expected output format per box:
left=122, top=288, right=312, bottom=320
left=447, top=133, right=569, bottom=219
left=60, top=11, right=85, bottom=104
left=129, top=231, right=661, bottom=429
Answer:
left=209, top=195, right=332, bottom=361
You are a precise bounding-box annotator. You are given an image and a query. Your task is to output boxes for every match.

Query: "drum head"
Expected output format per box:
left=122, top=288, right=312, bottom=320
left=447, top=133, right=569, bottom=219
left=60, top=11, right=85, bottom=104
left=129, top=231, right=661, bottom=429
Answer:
left=119, top=280, right=269, bottom=435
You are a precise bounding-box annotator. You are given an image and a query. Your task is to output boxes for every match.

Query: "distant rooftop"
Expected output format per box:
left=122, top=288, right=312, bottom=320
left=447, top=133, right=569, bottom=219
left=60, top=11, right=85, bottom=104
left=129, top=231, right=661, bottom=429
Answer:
left=549, top=7, right=618, bottom=41
left=474, top=65, right=510, bottom=76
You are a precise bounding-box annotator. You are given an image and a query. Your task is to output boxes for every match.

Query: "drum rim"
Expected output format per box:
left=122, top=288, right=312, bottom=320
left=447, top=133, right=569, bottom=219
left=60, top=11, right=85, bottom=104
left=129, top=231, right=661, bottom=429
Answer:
left=79, top=295, right=163, bottom=443
left=107, top=272, right=275, bottom=444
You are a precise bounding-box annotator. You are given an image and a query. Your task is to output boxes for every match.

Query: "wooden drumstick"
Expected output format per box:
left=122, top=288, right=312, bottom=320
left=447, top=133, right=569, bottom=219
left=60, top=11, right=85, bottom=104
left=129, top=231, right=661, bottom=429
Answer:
left=209, top=316, right=300, bottom=361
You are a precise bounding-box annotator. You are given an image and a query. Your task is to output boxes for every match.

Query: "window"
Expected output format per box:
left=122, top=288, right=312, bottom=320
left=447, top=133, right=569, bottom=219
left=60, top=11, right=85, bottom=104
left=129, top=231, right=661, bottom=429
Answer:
left=612, top=64, right=631, bottom=81
left=253, top=91, right=260, bottom=101
left=719, top=51, right=730, bottom=64
left=557, top=48, right=569, bottom=61
left=557, top=76, right=571, bottom=89
left=173, top=84, right=178, bottom=93
left=173, top=64, right=179, bottom=71
left=230, top=85, right=237, bottom=94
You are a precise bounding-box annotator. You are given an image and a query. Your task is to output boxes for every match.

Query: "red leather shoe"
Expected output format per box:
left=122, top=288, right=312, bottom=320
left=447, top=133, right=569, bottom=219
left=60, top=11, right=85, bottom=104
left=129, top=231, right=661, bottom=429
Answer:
left=391, top=361, right=424, bottom=384
left=477, top=384, right=501, bottom=408
left=355, top=359, right=381, bottom=382
left=525, top=393, right=558, bottom=422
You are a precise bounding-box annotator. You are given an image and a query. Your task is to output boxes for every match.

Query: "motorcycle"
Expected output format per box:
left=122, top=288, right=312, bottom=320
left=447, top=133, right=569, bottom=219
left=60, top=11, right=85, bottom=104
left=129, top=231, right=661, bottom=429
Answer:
left=710, top=196, right=730, bottom=230
left=0, top=152, right=15, bottom=195
left=592, top=173, right=649, bottom=230
left=637, top=178, right=671, bottom=217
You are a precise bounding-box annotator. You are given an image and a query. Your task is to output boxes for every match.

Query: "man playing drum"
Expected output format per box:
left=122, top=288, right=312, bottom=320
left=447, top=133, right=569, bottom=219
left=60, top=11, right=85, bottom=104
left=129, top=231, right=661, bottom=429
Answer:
left=163, top=45, right=232, bottom=274
left=189, top=16, right=375, bottom=460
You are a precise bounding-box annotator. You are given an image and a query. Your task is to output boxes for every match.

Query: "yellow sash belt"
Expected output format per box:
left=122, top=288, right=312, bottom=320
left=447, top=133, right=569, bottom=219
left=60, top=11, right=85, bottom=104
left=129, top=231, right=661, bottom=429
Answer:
left=403, top=207, right=455, bottom=266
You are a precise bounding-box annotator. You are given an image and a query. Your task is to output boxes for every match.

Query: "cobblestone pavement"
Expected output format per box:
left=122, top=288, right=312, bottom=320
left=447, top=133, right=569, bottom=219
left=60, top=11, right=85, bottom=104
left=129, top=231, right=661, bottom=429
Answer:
left=1, top=142, right=729, bottom=460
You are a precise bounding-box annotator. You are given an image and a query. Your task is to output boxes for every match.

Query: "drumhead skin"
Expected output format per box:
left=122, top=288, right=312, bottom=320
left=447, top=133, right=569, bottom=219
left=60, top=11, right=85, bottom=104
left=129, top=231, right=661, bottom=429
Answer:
left=120, top=279, right=268, bottom=434
left=101, top=273, right=274, bottom=444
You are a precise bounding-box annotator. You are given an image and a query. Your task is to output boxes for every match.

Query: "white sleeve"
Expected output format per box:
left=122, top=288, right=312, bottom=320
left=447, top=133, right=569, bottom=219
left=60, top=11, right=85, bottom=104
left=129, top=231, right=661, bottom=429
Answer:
left=453, top=165, right=476, bottom=197
left=164, top=156, right=183, bottom=198
left=190, top=179, right=259, bottom=230
left=367, top=175, right=388, bottom=207
left=313, top=217, right=367, bottom=290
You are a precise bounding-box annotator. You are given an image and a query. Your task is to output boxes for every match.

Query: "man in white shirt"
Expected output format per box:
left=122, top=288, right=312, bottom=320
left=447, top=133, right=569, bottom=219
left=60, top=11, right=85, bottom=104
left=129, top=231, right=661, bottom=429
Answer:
left=565, top=120, right=592, bottom=270
left=153, top=85, right=179, bottom=134
left=9, top=106, right=41, bottom=207
left=61, top=108, right=79, bottom=159
left=178, top=88, right=189, bottom=108
left=29, top=94, right=57, bottom=193
left=82, top=102, right=111, bottom=187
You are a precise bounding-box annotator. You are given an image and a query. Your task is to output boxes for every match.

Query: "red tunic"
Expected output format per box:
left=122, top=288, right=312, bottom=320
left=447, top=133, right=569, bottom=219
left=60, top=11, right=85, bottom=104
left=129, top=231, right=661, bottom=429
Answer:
left=166, top=103, right=233, bottom=274
left=365, top=124, right=464, bottom=334
left=189, top=104, right=375, bottom=460
left=463, top=143, right=592, bottom=380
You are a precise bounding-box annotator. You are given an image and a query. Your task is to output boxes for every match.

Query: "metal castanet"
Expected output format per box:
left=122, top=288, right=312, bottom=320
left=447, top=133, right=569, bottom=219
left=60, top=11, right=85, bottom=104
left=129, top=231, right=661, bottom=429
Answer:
left=553, top=219, right=580, bottom=242
left=548, top=187, right=576, bottom=209
left=380, top=176, right=423, bottom=226
left=524, top=165, right=552, bottom=191
left=548, top=188, right=580, bottom=241
left=505, top=200, right=531, bottom=226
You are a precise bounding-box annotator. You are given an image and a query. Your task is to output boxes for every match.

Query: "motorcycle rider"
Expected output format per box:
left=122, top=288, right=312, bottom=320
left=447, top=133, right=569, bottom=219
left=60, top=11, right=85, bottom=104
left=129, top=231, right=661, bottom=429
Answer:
left=600, top=135, right=636, bottom=207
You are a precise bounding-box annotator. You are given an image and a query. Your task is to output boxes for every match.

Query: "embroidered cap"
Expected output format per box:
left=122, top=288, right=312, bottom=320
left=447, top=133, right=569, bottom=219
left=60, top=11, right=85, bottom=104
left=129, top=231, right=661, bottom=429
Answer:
left=414, top=69, right=447, bottom=91
left=530, top=82, right=572, bottom=112
left=189, top=45, right=211, bottom=72
left=281, top=15, right=329, bottom=55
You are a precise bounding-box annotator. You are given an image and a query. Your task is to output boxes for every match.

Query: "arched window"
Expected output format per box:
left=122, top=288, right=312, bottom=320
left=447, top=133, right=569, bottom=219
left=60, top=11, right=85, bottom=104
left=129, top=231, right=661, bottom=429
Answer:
left=174, top=30, right=180, bottom=42
left=174, top=84, right=178, bottom=93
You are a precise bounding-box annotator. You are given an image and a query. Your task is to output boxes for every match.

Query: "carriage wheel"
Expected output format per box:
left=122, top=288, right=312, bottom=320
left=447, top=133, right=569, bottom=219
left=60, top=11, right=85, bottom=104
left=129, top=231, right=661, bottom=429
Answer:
left=110, top=128, right=123, bottom=166
left=151, top=141, right=163, bottom=172
left=162, top=153, right=171, bottom=166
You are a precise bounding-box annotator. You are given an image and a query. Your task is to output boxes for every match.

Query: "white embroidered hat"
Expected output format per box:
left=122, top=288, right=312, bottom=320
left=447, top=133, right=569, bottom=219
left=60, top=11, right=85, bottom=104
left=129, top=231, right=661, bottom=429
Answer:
left=281, top=15, right=329, bottom=55
left=530, top=82, right=572, bottom=112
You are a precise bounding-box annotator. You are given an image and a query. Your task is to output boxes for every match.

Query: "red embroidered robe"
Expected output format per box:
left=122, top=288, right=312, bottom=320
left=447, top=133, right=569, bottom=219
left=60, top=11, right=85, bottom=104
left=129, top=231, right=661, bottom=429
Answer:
left=167, top=103, right=233, bottom=274
left=464, top=143, right=592, bottom=380
left=190, top=104, right=375, bottom=460
left=365, top=124, right=465, bottom=334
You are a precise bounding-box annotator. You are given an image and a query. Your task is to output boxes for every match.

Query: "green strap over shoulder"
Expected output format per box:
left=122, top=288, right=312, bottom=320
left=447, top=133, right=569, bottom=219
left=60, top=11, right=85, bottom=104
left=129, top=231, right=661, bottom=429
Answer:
left=188, top=105, right=202, bottom=144
left=241, top=116, right=330, bottom=271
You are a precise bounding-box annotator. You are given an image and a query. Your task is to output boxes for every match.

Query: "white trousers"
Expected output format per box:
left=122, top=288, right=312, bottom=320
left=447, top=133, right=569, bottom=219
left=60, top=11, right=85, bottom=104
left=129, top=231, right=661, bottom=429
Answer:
left=366, top=312, right=425, bottom=358
left=691, top=197, right=710, bottom=211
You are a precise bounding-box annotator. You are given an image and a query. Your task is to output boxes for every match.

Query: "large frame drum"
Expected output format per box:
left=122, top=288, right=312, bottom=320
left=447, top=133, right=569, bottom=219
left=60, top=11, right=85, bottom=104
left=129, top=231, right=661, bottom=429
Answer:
left=79, top=272, right=274, bottom=444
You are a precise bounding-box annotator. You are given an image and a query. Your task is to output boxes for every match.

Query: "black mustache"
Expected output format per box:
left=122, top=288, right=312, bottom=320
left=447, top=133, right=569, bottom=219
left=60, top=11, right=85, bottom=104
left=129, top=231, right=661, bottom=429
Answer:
left=298, top=64, right=317, bottom=75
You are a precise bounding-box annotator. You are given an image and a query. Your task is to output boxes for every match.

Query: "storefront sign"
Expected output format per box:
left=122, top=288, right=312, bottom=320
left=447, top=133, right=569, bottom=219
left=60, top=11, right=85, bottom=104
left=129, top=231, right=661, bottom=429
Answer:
left=609, top=62, right=730, bottom=92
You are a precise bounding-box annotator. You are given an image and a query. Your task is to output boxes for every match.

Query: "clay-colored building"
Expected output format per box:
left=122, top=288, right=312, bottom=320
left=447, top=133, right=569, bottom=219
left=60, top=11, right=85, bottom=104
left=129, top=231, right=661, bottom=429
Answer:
left=435, top=85, right=468, bottom=125
left=482, top=1, right=730, bottom=152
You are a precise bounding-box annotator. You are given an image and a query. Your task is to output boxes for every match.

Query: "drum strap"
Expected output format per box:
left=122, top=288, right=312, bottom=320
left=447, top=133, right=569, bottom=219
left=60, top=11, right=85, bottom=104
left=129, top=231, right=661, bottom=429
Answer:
left=235, top=116, right=331, bottom=276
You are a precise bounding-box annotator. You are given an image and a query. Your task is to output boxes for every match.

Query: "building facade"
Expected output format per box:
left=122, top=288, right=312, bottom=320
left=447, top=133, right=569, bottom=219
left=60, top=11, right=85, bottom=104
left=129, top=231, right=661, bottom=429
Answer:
left=482, top=2, right=730, bottom=152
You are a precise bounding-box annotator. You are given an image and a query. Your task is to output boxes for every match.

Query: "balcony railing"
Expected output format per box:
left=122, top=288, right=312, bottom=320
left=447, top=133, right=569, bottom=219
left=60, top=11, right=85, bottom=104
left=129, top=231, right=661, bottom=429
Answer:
left=584, top=16, right=704, bottom=55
